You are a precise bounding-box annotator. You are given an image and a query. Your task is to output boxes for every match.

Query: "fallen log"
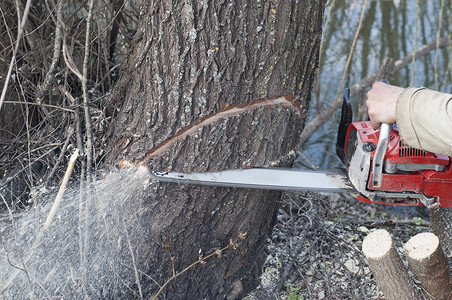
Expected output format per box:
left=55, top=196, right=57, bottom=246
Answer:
left=362, top=229, right=423, bottom=300
left=404, top=232, right=452, bottom=300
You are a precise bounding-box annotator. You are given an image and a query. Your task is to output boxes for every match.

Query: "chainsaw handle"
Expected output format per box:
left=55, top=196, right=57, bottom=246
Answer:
left=371, top=123, right=392, bottom=187
left=370, top=80, right=392, bottom=188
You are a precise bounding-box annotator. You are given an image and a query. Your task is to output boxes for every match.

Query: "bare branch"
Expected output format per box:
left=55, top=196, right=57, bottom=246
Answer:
left=36, top=0, right=64, bottom=102
left=82, top=0, right=95, bottom=177
left=62, top=40, right=83, bottom=81
left=2, top=100, right=75, bottom=112
left=42, top=149, right=79, bottom=231
left=0, top=0, right=33, bottom=112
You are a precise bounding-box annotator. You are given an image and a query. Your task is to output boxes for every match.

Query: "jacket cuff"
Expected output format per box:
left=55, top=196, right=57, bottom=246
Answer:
left=395, top=87, right=425, bottom=149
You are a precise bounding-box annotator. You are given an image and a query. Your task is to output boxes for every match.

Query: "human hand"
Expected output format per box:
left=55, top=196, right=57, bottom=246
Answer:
left=366, top=81, right=404, bottom=129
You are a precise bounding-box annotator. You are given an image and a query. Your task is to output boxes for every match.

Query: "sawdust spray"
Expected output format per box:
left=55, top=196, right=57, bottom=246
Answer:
left=0, top=166, right=152, bottom=298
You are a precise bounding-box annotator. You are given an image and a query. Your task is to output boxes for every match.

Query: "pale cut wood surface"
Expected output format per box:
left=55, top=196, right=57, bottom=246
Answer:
left=363, top=229, right=423, bottom=300
left=405, top=232, right=452, bottom=300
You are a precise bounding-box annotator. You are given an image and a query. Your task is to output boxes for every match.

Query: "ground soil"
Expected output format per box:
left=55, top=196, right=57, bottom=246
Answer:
left=247, top=191, right=432, bottom=300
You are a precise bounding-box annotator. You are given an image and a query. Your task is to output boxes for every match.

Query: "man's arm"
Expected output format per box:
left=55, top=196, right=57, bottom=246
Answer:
left=366, top=82, right=452, bottom=156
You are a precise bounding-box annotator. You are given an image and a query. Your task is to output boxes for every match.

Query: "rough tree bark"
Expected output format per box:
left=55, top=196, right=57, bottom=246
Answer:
left=430, top=207, right=452, bottom=257
left=104, top=1, right=325, bottom=298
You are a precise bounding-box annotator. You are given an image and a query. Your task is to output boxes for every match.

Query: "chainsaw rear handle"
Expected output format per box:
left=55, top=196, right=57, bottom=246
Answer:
left=371, top=123, right=391, bottom=187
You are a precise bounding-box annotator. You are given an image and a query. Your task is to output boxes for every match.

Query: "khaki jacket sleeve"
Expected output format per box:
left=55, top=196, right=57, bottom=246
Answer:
left=396, top=87, right=452, bottom=156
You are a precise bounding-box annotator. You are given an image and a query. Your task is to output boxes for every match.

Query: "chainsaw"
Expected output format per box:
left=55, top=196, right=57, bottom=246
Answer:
left=150, top=88, right=452, bottom=208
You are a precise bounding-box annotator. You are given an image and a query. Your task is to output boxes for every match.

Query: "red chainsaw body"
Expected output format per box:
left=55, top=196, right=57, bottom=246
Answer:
left=344, top=121, right=452, bottom=208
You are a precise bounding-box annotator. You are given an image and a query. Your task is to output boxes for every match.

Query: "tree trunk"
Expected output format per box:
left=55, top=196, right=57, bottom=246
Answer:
left=404, top=232, right=452, bottom=300
left=104, top=1, right=325, bottom=298
left=362, top=229, right=423, bottom=300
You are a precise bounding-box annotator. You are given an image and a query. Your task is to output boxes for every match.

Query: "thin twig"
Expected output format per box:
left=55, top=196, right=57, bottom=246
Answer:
left=0, top=0, right=33, bottom=112
left=79, top=3, right=96, bottom=294
left=410, top=0, right=419, bottom=86
left=123, top=220, right=143, bottom=298
left=296, top=150, right=319, bottom=170
left=42, top=148, right=79, bottom=231
left=62, top=40, right=83, bottom=81
left=434, top=0, right=445, bottom=90
left=2, top=145, right=61, bottom=185
left=44, top=126, right=75, bottom=186
left=152, top=233, right=246, bottom=300
left=82, top=0, right=95, bottom=177
left=36, top=0, right=64, bottom=102
left=0, top=194, right=33, bottom=292
left=2, top=100, right=75, bottom=112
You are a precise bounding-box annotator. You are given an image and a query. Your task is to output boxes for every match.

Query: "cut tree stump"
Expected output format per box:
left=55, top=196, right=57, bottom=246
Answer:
left=362, top=229, right=423, bottom=300
left=404, top=232, right=452, bottom=300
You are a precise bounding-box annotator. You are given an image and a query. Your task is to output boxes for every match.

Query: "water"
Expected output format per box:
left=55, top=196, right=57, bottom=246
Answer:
left=302, top=0, right=452, bottom=169
left=0, top=167, right=151, bottom=298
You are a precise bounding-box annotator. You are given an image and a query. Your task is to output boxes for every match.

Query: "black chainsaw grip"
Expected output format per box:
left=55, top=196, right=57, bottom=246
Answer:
left=336, top=88, right=353, bottom=167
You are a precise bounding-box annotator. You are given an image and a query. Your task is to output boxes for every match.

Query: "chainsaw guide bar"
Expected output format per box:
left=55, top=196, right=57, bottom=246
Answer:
left=150, top=168, right=355, bottom=193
